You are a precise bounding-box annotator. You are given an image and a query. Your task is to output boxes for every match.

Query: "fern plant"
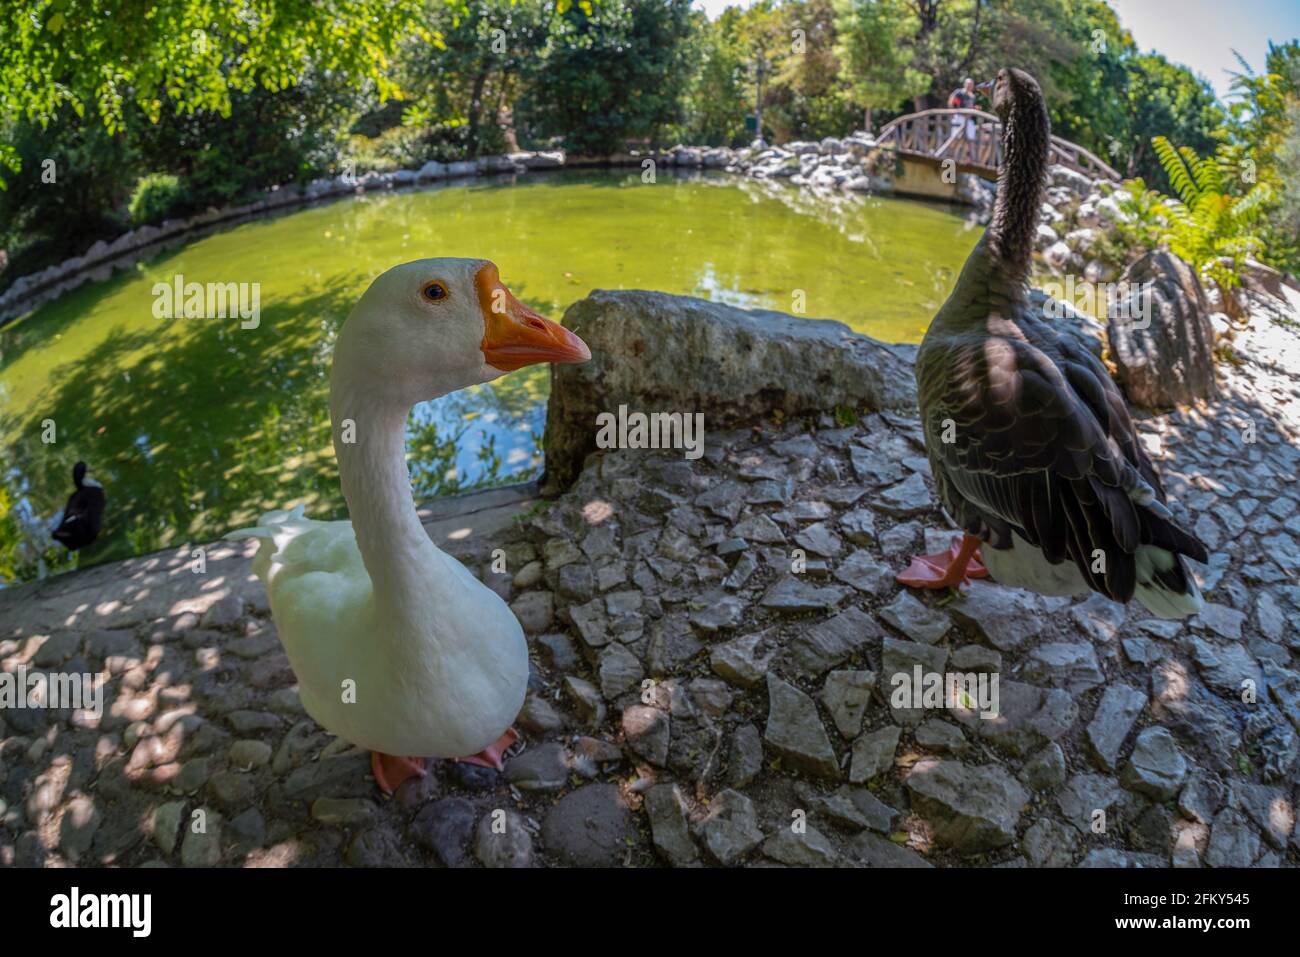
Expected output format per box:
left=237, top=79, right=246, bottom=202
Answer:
left=1151, top=136, right=1273, bottom=297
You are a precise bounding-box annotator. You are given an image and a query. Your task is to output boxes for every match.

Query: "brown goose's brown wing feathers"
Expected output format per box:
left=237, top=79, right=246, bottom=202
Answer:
left=919, top=313, right=1206, bottom=604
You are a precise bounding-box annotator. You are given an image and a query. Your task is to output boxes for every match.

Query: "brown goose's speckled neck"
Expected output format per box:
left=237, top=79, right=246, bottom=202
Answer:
left=986, top=70, right=1051, bottom=288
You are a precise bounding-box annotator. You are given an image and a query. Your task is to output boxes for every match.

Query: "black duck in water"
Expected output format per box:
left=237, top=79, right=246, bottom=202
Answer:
left=51, top=461, right=105, bottom=551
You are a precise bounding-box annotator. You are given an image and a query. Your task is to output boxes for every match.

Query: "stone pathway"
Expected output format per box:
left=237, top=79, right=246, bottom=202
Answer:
left=3, top=310, right=1300, bottom=868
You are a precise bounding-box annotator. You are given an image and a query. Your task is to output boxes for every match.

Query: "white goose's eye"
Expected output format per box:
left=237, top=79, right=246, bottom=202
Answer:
left=422, top=281, right=449, bottom=303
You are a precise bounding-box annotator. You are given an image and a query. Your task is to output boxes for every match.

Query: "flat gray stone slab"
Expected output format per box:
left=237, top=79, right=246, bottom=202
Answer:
left=1087, top=684, right=1148, bottom=772
left=764, top=673, right=840, bottom=780
left=905, top=758, right=1028, bottom=854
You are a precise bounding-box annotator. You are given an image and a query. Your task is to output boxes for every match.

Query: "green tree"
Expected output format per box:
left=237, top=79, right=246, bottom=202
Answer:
left=1228, top=41, right=1300, bottom=274
left=1039, top=0, right=1132, bottom=164
left=518, top=0, right=694, bottom=155
left=0, top=0, right=429, bottom=178
left=732, top=0, right=788, bottom=143
left=833, top=0, right=929, bottom=129
left=1031, top=1, right=1224, bottom=184
left=124, top=74, right=358, bottom=211
left=396, top=0, right=553, bottom=157
left=762, top=0, right=858, bottom=141
left=0, top=111, right=132, bottom=282
left=679, top=7, right=751, bottom=146
left=1120, top=55, right=1225, bottom=182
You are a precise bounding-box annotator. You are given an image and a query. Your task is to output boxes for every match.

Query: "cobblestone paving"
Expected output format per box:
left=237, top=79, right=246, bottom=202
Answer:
left=3, top=311, right=1299, bottom=868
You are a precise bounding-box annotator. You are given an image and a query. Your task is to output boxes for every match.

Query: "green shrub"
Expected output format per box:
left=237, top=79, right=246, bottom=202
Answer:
left=1152, top=136, right=1272, bottom=296
left=122, top=80, right=350, bottom=211
left=0, top=113, right=132, bottom=292
left=1091, top=177, right=1171, bottom=268
left=128, top=173, right=187, bottom=225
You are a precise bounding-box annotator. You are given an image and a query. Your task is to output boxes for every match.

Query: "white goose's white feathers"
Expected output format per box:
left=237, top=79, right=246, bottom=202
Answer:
left=222, top=257, right=574, bottom=762
left=228, top=504, right=528, bottom=759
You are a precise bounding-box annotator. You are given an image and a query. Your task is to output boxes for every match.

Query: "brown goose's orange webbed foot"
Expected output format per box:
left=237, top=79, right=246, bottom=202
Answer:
left=896, top=534, right=989, bottom=590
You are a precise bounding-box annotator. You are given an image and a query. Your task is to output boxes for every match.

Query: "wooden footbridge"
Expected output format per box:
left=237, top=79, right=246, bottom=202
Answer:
left=875, top=108, right=1121, bottom=182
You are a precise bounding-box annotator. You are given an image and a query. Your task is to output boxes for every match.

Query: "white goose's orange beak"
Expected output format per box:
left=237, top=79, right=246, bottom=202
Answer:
left=476, top=262, right=590, bottom=372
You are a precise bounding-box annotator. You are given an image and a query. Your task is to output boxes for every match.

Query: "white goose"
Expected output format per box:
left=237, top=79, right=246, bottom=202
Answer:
left=227, top=258, right=590, bottom=792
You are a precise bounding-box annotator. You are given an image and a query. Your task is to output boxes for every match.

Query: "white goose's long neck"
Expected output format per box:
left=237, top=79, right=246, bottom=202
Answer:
left=329, top=375, right=435, bottom=608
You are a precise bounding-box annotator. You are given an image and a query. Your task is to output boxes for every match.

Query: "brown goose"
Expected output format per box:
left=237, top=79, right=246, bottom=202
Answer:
left=896, top=68, right=1208, bottom=618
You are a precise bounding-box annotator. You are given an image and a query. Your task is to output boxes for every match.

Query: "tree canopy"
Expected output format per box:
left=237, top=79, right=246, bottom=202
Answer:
left=0, top=0, right=438, bottom=173
left=1, top=0, right=1297, bottom=280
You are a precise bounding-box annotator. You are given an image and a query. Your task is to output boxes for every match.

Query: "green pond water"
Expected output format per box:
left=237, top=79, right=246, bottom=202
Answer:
left=0, top=169, right=980, bottom=579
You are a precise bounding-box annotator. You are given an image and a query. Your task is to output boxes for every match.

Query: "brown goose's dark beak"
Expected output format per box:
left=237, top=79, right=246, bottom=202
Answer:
left=976, top=79, right=995, bottom=93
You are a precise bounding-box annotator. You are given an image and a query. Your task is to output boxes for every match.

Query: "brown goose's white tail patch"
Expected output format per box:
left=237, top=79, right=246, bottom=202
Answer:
left=1133, top=545, right=1204, bottom=619
left=982, top=532, right=1203, bottom=620
left=981, top=531, right=1088, bottom=597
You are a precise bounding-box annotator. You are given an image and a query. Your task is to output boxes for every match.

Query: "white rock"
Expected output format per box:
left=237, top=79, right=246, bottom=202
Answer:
left=1084, top=259, right=1116, bottom=284
left=1044, top=241, right=1073, bottom=272
left=1096, top=195, right=1129, bottom=224
left=1050, top=163, right=1093, bottom=198
left=1075, top=202, right=1101, bottom=228
left=1046, top=185, right=1076, bottom=206
left=1065, top=227, right=1098, bottom=253
left=810, top=166, right=839, bottom=188
left=844, top=133, right=876, bottom=154
left=526, top=150, right=565, bottom=169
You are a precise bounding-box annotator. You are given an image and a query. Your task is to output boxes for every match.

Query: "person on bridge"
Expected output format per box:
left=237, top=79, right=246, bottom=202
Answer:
left=948, top=77, right=977, bottom=110
left=948, top=77, right=979, bottom=146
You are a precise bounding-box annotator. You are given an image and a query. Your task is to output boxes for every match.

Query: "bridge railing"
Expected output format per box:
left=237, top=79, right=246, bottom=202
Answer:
left=875, top=108, right=1121, bottom=182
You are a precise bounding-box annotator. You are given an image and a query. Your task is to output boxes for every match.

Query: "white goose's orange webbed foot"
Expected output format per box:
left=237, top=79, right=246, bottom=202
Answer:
left=896, top=534, right=989, bottom=590
left=455, top=727, right=520, bottom=772
left=371, top=752, right=429, bottom=794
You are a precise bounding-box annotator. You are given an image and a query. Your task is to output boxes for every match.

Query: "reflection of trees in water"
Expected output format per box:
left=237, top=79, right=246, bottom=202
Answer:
left=406, top=365, right=550, bottom=499
left=0, top=270, right=555, bottom=581
left=0, top=467, right=78, bottom=582
left=729, top=175, right=972, bottom=313
left=0, top=277, right=360, bottom=579
left=407, top=412, right=472, bottom=497
left=730, top=176, right=903, bottom=266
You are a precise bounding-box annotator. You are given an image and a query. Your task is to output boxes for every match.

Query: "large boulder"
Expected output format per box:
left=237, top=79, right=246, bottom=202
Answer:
left=1107, top=251, right=1217, bottom=408
left=543, top=290, right=917, bottom=489
left=1240, top=257, right=1300, bottom=302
